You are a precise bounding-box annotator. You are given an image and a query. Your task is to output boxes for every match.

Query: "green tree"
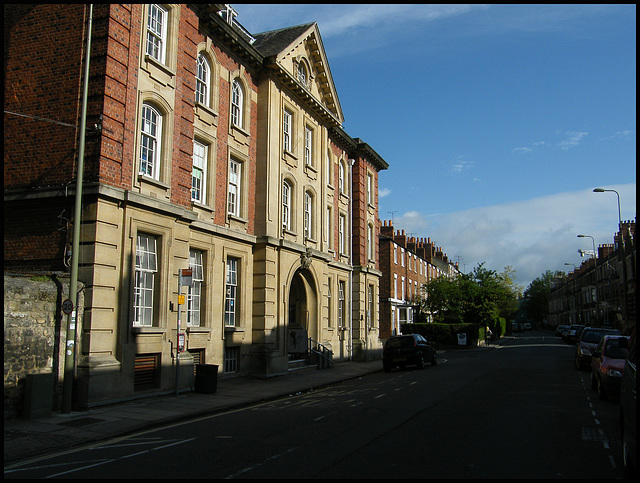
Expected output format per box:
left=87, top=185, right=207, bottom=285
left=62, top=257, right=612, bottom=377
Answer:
left=418, top=263, right=520, bottom=329
left=520, top=270, right=561, bottom=326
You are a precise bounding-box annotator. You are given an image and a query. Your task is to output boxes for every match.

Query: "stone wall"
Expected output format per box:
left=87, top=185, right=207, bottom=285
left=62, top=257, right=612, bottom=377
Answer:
left=3, top=273, right=82, bottom=419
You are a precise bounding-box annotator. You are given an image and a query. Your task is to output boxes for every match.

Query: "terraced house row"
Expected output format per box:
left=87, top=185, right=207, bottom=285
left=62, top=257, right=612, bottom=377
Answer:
left=4, top=4, right=389, bottom=408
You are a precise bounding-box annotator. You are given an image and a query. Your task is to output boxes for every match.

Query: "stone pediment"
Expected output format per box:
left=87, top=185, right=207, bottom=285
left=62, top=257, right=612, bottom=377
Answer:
left=253, top=23, right=344, bottom=125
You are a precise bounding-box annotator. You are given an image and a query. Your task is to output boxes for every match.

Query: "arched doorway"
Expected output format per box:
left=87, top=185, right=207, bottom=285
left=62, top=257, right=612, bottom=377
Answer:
left=287, top=268, right=318, bottom=359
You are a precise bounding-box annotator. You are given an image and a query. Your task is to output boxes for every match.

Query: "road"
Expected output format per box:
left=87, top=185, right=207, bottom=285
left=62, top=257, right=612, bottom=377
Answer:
left=5, top=331, right=624, bottom=479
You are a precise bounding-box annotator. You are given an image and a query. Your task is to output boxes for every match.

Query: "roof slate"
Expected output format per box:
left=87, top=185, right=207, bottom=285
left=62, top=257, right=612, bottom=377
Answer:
left=252, top=23, right=316, bottom=57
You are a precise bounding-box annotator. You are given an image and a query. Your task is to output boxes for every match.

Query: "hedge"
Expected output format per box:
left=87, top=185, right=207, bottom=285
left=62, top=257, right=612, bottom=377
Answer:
left=400, top=323, right=480, bottom=347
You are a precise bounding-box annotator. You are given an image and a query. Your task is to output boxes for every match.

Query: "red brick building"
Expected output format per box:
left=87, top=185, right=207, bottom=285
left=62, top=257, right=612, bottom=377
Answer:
left=379, top=221, right=459, bottom=338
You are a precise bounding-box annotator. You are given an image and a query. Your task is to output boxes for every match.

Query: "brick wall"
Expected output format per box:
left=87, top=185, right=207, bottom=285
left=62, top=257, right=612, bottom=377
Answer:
left=4, top=4, right=88, bottom=189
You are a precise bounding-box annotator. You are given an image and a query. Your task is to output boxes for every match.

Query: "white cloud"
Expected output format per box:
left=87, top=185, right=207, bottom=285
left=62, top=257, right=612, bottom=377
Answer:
left=392, top=184, right=636, bottom=288
left=379, top=187, right=391, bottom=198
left=559, top=131, right=588, bottom=150
left=450, top=157, right=474, bottom=173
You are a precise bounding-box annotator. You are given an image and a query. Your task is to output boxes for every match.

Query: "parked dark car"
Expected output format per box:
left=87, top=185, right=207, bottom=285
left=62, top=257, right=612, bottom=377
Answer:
left=383, top=334, right=436, bottom=372
left=619, top=334, right=636, bottom=477
left=555, top=325, right=569, bottom=337
left=590, top=335, right=629, bottom=399
left=564, top=324, right=585, bottom=344
left=575, top=327, right=620, bottom=370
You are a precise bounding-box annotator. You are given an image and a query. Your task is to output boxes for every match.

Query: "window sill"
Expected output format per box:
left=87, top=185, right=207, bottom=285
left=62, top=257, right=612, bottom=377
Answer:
left=143, top=54, right=176, bottom=86
left=228, top=213, right=248, bottom=225
left=132, top=326, right=167, bottom=334
left=195, top=102, right=218, bottom=126
left=138, top=173, right=170, bottom=191
left=283, top=150, right=298, bottom=167
left=192, top=200, right=214, bottom=213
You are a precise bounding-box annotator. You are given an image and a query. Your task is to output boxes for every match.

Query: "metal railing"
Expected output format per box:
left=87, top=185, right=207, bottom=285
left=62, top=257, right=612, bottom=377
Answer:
left=308, top=337, right=334, bottom=369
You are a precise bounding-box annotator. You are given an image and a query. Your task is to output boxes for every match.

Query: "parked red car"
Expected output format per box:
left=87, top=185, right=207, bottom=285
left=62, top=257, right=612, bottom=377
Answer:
left=590, top=335, right=630, bottom=400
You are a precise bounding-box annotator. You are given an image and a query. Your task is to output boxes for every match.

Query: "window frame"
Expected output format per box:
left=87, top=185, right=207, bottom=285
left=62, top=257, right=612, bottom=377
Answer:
left=146, top=4, right=168, bottom=65
left=338, top=280, right=346, bottom=328
left=227, top=158, right=241, bottom=217
left=133, top=233, right=158, bottom=327
left=191, top=140, right=207, bottom=204
left=304, top=125, right=313, bottom=167
left=282, top=180, right=291, bottom=231
left=231, top=78, right=244, bottom=128
left=304, top=191, right=313, bottom=239
left=195, top=53, right=211, bottom=107
left=187, top=249, right=204, bottom=327
left=339, top=213, right=346, bottom=255
left=224, top=257, right=239, bottom=327
left=139, top=103, right=162, bottom=180
left=283, top=109, right=292, bottom=153
left=367, top=284, right=375, bottom=329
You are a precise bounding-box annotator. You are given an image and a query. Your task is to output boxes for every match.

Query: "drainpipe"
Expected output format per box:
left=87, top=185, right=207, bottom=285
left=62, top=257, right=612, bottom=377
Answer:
left=349, top=159, right=355, bottom=360
left=63, top=4, right=92, bottom=413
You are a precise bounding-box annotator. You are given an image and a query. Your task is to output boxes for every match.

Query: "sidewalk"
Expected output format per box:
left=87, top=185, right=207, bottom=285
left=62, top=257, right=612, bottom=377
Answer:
left=4, top=359, right=383, bottom=467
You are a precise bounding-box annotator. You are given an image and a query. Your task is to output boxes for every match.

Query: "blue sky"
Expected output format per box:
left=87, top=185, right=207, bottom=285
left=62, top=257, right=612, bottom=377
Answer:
left=233, top=4, right=636, bottom=289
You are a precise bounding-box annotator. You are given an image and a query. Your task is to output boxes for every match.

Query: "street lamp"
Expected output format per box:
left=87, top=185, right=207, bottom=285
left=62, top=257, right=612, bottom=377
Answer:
left=593, top=188, right=622, bottom=228
left=577, top=234, right=598, bottom=325
left=593, top=187, right=629, bottom=333
left=564, top=262, right=577, bottom=271
left=577, top=234, right=596, bottom=258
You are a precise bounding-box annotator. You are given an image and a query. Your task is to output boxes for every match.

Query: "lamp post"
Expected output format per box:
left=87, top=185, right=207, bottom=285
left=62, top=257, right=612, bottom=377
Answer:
left=593, top=188, right=621, bottom=227
left=577, top=235, right=598, bottom=326
left=62, top=4, right=93, bottom=413
left=593, top=187, right=629, bottom=333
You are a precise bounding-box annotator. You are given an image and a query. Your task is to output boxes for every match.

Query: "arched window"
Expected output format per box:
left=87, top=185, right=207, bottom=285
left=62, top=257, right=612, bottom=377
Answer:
left=231, top=79, right=243, bottom=128
left=140, top=103, right=162, bottom=179
left=297, top=61, right=306, bottom=85
left=195, top=53, right=210, bottom=107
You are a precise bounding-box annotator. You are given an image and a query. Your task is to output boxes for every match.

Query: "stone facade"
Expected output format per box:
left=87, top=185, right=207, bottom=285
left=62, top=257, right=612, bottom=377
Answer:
left=4, top=4, right=388, bottom=409
left=3, top=274, right=83, bottom=419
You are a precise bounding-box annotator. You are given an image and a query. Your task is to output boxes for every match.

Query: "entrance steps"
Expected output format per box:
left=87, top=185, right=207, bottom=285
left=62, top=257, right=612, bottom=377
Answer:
left=287, top=358, right=316, bottom=372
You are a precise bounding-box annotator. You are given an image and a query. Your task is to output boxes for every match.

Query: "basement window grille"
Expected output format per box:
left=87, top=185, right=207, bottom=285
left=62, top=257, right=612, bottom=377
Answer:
left=134, top=353, right=160, bottom=391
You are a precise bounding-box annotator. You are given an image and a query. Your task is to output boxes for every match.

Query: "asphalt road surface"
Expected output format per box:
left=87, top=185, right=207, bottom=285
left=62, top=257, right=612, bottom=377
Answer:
left=5, top=331, right=624, bottom=479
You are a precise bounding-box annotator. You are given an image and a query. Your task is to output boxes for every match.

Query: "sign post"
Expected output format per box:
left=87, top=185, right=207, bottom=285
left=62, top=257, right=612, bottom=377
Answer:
left=176, top=268, right=193, bottom=396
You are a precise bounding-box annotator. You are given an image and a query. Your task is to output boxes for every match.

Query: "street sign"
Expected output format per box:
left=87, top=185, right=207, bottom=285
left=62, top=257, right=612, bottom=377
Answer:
left=179, top=268, right=193, bottom=287
left=178, top=294, right=185, bottom=305
left=62, top=299, right=74, bottom=315
left=178, top=332, right=185, bottom=353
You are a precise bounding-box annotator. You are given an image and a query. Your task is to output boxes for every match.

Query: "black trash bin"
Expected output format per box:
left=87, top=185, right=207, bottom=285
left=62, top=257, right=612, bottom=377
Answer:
left=194, top=364, right=218, bottom=394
